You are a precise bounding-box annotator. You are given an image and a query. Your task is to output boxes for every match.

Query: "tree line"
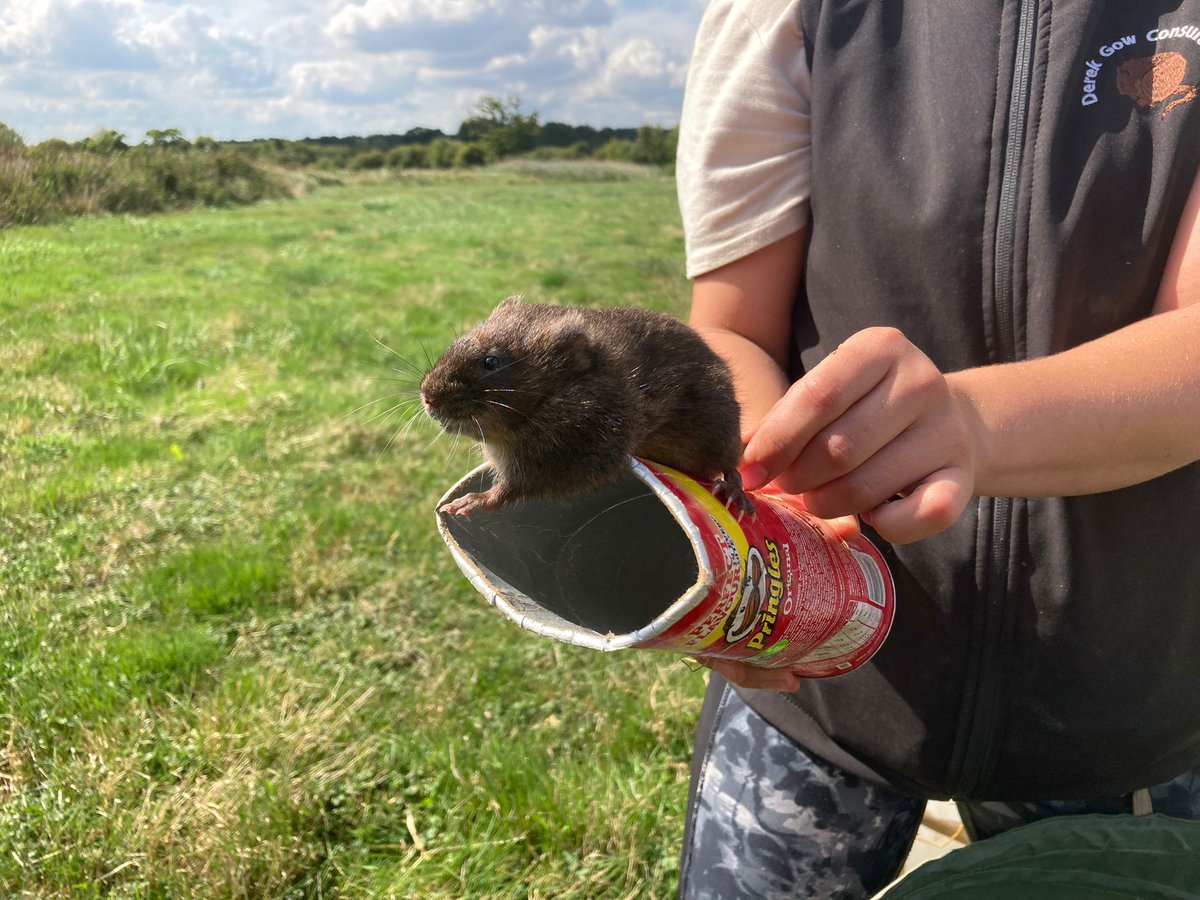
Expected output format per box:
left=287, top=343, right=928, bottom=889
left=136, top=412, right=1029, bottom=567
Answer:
left=229, top=96, right=677, bottom=171
left=0, top=96, right=678, bottom=227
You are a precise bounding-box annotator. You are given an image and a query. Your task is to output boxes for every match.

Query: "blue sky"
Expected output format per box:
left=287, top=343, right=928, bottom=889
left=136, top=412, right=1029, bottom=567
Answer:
left=0, top=0, right=705, bottom=144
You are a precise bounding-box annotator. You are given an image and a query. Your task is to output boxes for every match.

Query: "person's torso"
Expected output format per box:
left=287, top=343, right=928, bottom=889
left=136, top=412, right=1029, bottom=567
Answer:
left=748, top=0, right=1200, bottom=800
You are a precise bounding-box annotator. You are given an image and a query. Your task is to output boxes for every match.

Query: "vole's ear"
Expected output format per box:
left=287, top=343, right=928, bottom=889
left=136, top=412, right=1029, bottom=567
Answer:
left=555, top=325, right=594, bottom=374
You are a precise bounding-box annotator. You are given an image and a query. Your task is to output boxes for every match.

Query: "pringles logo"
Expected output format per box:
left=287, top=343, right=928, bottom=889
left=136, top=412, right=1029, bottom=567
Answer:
left=1081, top=25, right=1198, bottom=119
left=723, top=538, right=783, bottom=649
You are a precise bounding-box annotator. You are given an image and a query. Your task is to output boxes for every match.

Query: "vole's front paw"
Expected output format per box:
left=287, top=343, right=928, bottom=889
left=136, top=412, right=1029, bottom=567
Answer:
left=440, top=488, right=504, bottom=516
left=713, top=474, right=756, bottom=521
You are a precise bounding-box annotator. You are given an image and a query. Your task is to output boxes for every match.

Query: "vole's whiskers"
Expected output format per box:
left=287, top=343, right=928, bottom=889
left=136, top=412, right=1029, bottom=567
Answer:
left=481, top=386, right=551, bottom=400
left=371, top=332, right=428, bottom=381
left=362, top=397, right=423, bottom=429
left=342, top=391, right=418, bottom=423
left=444, top=431, right=464, bottom=467
left=378, top=405, right=428, bottom=462
left=480, top=398, right=535, bottom=421
left=418, top=339, right=438, bottom=374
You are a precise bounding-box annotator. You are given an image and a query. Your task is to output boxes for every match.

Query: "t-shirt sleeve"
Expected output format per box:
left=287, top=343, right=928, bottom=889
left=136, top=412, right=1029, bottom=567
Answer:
left=676, top=0, right=812, bottom=279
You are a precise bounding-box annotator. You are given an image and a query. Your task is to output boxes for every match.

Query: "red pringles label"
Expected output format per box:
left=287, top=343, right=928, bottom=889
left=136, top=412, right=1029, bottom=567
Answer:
left=634, top=462, right=895, bottom=677
left=436, top=459, right=895, bottom=678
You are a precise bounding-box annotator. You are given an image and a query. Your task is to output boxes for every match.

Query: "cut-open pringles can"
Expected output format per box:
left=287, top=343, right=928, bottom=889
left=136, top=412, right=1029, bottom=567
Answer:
left=436, top=458, right=895, bottom=676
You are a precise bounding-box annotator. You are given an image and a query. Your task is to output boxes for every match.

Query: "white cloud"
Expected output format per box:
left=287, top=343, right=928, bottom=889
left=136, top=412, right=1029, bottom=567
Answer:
left=290, top=58, right=416, bottom=106
left=0, top=0, right=703, bottom=142
left=327, top=0, right=521, bottom=60
left=141, top=7, right=279, bottom=90
left=485, top=26, right=603, bottom=87
left=0, top=0, right=158, bottom=70
left=596, top=37, right=687, bottom=95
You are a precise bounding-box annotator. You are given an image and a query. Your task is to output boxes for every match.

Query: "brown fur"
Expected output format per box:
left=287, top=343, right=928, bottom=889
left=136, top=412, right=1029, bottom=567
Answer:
left=420, top=296, right=752, bottom=516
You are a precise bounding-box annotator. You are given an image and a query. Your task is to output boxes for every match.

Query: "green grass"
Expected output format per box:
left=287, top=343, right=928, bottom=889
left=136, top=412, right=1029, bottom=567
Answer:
left=0, top=164, right=705, bottom=897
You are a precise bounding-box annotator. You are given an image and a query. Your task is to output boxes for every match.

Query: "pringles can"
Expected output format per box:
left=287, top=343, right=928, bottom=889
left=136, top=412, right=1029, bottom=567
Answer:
left=436, top=458, right=895, bottom=676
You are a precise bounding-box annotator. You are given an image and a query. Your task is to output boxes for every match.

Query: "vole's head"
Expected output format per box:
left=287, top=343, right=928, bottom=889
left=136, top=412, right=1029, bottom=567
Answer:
left=419, top=296, right=596, bottom=444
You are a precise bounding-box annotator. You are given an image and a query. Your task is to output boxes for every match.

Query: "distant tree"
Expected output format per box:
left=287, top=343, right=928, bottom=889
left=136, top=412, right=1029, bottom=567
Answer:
left=145, top=128, right=189, bottom=149
left=400, top=127, right=445, bottom=145
left=631, top=126, right=678, bottom=167
left=458, top=95, right=540, bottom=161
left=0, top=122, right=25, bottom=155
left=539, top=121, right=585, bottom=147
left=77, top=129, right=128, bottom=154
left=194, top=135, right=219, bottom=151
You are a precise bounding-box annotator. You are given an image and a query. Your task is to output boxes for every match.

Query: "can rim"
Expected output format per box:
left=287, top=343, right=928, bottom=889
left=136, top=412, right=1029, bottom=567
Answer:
left=435, top=459, right=716, bottom=652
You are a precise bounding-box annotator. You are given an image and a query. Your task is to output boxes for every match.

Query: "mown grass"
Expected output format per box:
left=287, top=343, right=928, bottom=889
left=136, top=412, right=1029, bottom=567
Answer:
left=0, top=163, right=705, bottom=897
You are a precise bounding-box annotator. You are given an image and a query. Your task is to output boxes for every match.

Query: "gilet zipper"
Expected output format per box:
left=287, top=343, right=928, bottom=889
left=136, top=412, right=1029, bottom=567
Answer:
left=954, top=0, right=1039, bottom=796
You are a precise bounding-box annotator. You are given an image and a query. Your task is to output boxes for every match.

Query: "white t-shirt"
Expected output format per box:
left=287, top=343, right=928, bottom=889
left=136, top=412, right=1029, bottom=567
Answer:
left=676, top=0, right=812, bottom=279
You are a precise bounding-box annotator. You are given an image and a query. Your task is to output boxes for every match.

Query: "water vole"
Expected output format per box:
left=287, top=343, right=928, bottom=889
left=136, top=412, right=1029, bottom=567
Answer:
left=420, top=296, right=753, bottom=517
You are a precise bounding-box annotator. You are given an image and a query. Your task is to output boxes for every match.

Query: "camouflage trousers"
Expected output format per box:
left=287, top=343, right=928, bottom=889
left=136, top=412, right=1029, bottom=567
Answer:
left=679, top=678, right=1200, bottom=899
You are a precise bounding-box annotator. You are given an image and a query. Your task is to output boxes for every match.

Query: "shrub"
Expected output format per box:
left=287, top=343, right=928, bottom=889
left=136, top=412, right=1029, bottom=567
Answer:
left=454, top=143, right=487, bottom=168
left=348, top=150, right=386, bottom=170
left=426, top=138, right=459, bottom=169
left=32, top=138, right=72, bottom=158
left=523, top=143, right=592, bottom=162
left=593, top=139, right=635, bottom=163
left=386, top=145, right=428, bottom=169
left=0, top=141, right=292, bottom=228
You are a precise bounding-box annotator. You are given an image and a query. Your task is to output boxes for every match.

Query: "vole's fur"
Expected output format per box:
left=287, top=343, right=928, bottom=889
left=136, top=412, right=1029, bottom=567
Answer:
left=420, top=296, right=753, bottom=517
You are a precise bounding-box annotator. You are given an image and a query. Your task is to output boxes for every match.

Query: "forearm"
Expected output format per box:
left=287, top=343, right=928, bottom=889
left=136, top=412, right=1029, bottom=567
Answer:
left=953, top=303, right=1200, bottom=497
left=961, top=165, right=1200, bottom=497
left=689, top=229, right=806, bottom=437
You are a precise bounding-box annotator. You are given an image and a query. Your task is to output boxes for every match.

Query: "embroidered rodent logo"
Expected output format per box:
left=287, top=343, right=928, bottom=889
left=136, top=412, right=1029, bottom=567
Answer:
left=1117, top=52, right=1197, bottom=118
left=1080, top=26, right=1199, bottom=118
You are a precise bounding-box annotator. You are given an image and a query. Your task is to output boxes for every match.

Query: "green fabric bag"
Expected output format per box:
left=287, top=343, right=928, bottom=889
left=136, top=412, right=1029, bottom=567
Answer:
left=883, top=814, right=1200, bottom=899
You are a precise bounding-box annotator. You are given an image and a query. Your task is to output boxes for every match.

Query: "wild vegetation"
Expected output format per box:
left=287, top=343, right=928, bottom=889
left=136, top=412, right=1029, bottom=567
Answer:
left=0, top=122, right=295, bottom=229
left=0, top=97, right=679, bottom=229
left=1, top=164, right=703, bottom=897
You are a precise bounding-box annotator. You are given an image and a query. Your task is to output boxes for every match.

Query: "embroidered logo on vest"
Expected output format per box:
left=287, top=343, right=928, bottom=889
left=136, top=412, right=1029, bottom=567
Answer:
left=1080, top=25, right=1199, bottom=118
left=1117, top=53, right=1197, bottom=118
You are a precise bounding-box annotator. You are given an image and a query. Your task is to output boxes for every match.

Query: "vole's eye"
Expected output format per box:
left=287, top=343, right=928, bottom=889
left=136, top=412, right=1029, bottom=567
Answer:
left=481, top=355, right=502, bottom=371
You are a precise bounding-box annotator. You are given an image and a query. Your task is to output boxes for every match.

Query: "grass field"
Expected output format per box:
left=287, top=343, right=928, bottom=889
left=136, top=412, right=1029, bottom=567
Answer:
left=1, top=162, right=708, bottom=897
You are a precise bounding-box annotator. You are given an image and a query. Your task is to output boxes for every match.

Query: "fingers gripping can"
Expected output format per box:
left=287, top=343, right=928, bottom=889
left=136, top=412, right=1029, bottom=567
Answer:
left=436, top=458, right=895, bottom=676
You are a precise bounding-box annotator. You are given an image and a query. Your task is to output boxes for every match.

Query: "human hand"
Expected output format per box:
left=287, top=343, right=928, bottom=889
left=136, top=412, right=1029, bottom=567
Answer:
left=739, top=327, right=979, bottom=544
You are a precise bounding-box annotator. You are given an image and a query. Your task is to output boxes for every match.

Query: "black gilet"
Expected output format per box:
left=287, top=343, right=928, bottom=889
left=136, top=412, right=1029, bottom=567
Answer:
left=739, top=0, right=1200, bottom=799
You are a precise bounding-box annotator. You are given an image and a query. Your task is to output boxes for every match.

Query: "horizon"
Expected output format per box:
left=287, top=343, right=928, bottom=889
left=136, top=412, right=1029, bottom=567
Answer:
left=29, top=119, right=662, bottom=150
